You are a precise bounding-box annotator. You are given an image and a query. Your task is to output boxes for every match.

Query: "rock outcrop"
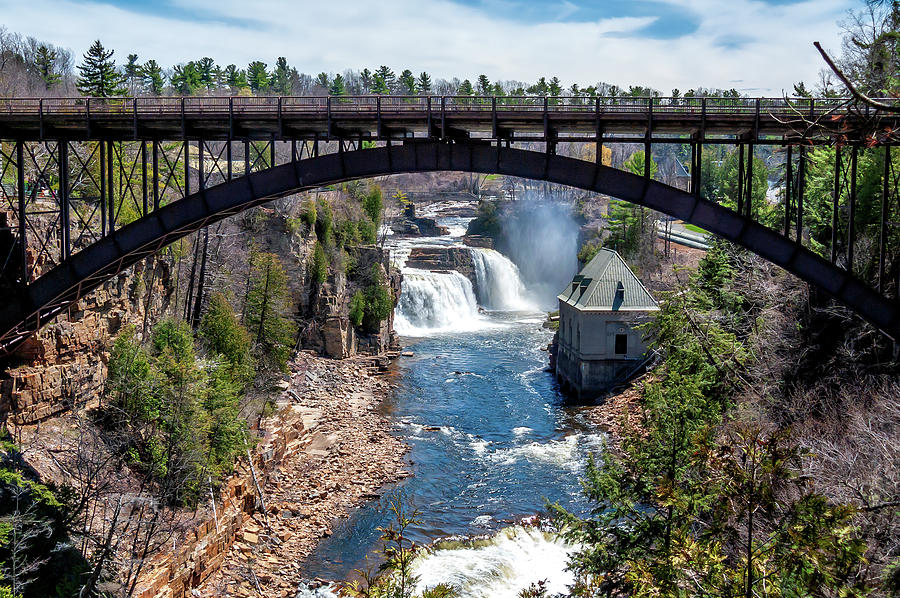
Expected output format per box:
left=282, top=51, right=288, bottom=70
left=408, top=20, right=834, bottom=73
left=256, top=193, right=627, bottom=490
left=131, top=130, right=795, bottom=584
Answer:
left=1, top=257, right=173, bottom=426
left=404, top=247, right=476, bottom=289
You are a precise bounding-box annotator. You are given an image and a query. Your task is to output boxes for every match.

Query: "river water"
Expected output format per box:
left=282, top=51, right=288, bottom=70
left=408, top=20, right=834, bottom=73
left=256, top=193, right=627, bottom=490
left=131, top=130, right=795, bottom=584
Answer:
left=299, top=203, right=598, bottom=597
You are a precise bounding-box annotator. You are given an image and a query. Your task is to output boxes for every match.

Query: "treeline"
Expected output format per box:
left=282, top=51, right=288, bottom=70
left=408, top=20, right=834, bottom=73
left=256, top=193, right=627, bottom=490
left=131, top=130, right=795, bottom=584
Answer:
left=1, top=28, right=750, bottom=100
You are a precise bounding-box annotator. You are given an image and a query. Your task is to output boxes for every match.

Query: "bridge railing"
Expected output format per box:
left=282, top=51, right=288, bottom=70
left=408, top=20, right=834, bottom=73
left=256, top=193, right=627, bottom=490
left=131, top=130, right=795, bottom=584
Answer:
left=0, top=95, right=892, bottom=121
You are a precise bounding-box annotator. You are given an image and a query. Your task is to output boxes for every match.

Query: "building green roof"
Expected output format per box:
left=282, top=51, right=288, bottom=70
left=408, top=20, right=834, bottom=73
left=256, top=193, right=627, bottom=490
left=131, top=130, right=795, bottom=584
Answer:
left=558, top=249, right=659, bottom=312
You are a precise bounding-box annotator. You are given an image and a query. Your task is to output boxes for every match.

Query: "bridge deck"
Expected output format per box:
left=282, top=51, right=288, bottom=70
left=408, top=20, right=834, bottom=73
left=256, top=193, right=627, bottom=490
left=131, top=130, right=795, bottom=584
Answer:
left=0, top=95, right=892, bottom=141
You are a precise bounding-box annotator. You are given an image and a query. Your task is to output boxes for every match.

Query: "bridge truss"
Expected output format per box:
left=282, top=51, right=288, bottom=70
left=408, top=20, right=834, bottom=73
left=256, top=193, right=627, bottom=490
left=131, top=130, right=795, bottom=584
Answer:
left=0, top=95, right=899, bottom=355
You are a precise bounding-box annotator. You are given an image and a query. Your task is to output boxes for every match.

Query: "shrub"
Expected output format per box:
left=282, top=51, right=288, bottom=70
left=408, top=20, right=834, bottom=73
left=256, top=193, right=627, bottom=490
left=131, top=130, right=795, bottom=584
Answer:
left=315, top=198, right=333, bottom=245
left=310, top=242, right=329, bottom=284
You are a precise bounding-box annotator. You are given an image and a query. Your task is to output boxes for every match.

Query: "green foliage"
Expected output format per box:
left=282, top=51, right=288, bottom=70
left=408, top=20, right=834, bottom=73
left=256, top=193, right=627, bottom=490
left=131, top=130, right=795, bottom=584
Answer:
left=340, top=493, right=458, bottom=598
left=245, top=252, right=297, bottom=372
left=76, top=40, right=125, bottom=97
left=577, top=238, right=603, bottom=265
left=623, top=150, right=658, bottom=179
left=247, top=60, right=269, bottom=93
left=357, top=219, right=377, bottom=244
left=605, top=199, right=643, bottom=258
left=300, top=199, right=317, bottom=231
left=360, top=266, right=394, bottom=332
left=105, top=317, right=251, bottom=506
left=315, top=198, right=334, bottom=245
left=363, top=186, right=384, bottom=225
left=310, top=242, right=329, bottom=284
left=349, top=291, right=365, bottom=327
left=143, top=60, right=164, bottom=95
left=552, top=247, right=869, bottom=598
left=199, top=293, right=255, bottom=384
left=466, top=199, right=501, bottom=238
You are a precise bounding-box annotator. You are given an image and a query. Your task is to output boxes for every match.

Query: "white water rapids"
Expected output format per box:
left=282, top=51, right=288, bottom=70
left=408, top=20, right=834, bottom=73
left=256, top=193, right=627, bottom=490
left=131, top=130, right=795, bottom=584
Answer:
left=394, top=245, right=534, bottom=336
left=297, top=525, right=576, bottom=598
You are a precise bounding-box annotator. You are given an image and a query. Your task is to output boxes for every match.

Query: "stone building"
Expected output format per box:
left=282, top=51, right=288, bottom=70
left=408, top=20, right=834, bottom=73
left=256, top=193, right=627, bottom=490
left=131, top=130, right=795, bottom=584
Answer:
left=556, top=248, right=659, bottom=400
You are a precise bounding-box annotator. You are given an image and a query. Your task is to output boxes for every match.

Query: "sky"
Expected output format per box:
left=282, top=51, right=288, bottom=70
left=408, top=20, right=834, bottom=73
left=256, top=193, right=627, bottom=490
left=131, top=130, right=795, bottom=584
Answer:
left=0, top=0, right=860, bottom=94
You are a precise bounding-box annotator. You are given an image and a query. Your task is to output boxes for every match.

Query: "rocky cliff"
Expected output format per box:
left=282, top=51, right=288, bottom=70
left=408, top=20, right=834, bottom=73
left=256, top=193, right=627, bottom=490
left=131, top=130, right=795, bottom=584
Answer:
left=404, top=247, right=476, bottom=288
left=0, top=257, right=173, bottom=426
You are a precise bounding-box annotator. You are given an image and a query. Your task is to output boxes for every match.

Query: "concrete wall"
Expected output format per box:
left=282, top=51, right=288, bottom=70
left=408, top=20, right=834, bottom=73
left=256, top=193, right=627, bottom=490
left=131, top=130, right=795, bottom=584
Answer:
left=556, top=302, right=653, bottom=400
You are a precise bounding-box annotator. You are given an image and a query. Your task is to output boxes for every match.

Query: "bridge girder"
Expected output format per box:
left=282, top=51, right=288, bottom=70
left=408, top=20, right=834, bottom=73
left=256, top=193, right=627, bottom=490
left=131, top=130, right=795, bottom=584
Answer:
left=0, top=140, right=897, bottom=356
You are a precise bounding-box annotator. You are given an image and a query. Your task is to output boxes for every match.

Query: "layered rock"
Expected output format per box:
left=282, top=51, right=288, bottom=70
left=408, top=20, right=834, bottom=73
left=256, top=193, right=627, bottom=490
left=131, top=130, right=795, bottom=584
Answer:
left=1, top=257, right=173, bottom=426
left=404, top=247, right=476, bottom=288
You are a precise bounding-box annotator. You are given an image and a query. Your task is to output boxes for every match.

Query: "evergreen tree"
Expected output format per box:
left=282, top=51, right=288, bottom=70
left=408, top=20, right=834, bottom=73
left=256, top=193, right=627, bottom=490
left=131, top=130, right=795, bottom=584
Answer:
left=527, top=76, right=549, bottom=96
left=329, top=73, right=347, bottom=96
left=76, top=39, right=125, bottom=97
left=247, top=61, right=270, bottom=93
left=399, top=69, right=416, bottom=94
left=315, top=72, right=330, bottom=91
left=244, top=252, right=296, bottom=371
left=123, top=52, right=142, bottom=95
left=375, top=65, right=396, bottom=92
left=272, top=56, right=292, bottom=95
left=459, top=79, right=474, bottom=95
left=417, top=71, right=432, bottom=95
left=196, top=56, right=216, bottom=91
left=476, top=74, right=491, bottom=95
left=171, top=62, right=202, bottom=95
left=224, top=64, right=248, bottom=91
left=33, top=45, right=61, bottom=89
left=372, top=74, right=390, bottom=95
left=143, top=59, right=164, bottom=95
left=360, top=68, right=373, bottom=93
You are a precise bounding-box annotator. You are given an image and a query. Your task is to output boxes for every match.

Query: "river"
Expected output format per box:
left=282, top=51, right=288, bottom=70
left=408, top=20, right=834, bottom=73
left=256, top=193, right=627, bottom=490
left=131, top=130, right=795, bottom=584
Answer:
left=298, top=202, right=600, bottom=597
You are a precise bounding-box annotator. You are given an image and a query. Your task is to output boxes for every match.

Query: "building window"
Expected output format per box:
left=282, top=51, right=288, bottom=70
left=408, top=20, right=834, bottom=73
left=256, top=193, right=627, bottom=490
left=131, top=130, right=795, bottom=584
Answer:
left=615, top=333, right=628, bottom=355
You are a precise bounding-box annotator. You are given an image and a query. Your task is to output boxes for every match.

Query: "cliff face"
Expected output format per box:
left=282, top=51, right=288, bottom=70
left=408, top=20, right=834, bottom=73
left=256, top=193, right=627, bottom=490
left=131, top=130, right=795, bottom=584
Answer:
left=405, top=247, right=476, bottom=287
left=300, top=245, right=401, bottom=359
left=0, top=257, right=173, bottom=426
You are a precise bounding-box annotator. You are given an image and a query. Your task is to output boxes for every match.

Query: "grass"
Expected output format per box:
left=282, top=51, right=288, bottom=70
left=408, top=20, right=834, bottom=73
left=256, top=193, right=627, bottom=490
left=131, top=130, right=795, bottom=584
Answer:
left=683, top=223, right=709, bottom=235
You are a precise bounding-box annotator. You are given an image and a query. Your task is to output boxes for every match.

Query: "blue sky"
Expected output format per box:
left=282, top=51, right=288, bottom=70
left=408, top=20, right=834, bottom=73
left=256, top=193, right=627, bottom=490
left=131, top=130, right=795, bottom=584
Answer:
left=0, top=0, right=858, bottom=94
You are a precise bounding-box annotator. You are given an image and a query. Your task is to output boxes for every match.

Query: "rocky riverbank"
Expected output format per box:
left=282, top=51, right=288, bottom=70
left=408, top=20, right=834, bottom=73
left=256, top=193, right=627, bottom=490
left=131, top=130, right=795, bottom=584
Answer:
left=198, top=351, right=409, bottom=598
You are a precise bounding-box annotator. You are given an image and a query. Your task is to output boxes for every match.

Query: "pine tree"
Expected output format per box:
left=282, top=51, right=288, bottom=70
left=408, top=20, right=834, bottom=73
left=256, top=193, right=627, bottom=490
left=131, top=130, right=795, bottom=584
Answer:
left=123, top=53, right=142, bottom=95
left=143, top=59, right=164, bottom=95
left=247, top=61, right=269, bottom=93
left=196, top=56, right=216, bottom=91
left=244, top=252, right=296, bottom=371
left=315, top=72, right=330, bottom=91
left=399, top=69, right=417, bottom=95
left=329, top=73, right=347, bottom=96
left=360, top=68, right=373, bottom=93
left=372, top=75, right=390, bottom=95
left=33, top=45, right=61, bottom=89
left=476, top=74, right=491, bottom=95
left=171, top=62, right=202, bottom=95
left=417, top=71, right=432, bottom=95
left=375, top=65, right=396, bottom=92
left=271, top=57, right=292, bottom=95
left=76, top=40, right=125, bottom=97
left=459, top=79, right=474, bottom=96
left=224, top=64, right=248, bottom=91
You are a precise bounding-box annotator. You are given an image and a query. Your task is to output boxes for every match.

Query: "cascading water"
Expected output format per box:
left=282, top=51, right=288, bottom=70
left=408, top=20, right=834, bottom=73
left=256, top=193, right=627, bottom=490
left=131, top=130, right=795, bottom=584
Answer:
left=297, top=526, right=575, bottom=598
left=469, top=248, right=533, bottom=311
left=394, top=270, right=481, bottom=335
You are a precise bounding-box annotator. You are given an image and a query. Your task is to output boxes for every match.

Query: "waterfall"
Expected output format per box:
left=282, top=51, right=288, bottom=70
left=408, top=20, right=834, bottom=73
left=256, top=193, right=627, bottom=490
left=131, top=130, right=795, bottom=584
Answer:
left=296, top=526, right=575, bottom=598
left=469, top=248, right=533, bottom=311
left=394, top=270, right=482, bottom=335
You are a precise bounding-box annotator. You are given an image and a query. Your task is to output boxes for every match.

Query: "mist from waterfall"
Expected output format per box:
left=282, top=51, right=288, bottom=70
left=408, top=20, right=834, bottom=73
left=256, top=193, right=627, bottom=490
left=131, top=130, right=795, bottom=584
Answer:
left=498, top=200, right=580, bottom=309
left=469, top=248, right=534, bottom=311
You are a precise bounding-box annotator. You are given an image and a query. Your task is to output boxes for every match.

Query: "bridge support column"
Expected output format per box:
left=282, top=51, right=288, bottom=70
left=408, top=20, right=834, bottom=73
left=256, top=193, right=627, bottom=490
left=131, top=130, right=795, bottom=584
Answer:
left=848, top=146, right=858, bottom=273
left=16, top=140, right=26, bottom=284
left=880, top=146, right=890, bottom=292
left=785, top=143, right=792, bottom=239
left=831, top=146, right=841, bottom=264
left=797, top=146, right=806, bottom=246
left=59, top=140, right=70, bottom=261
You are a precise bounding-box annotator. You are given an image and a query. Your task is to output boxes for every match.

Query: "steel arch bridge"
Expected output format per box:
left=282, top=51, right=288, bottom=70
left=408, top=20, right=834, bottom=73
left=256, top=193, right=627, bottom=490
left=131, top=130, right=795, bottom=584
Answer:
left=1, top=95, right=899, bottom=355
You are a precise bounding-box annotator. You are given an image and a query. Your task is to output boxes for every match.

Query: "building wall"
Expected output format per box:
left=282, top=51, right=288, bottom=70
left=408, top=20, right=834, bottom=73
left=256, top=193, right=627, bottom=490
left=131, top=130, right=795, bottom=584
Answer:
left=556, top=302, right=654, bottom=400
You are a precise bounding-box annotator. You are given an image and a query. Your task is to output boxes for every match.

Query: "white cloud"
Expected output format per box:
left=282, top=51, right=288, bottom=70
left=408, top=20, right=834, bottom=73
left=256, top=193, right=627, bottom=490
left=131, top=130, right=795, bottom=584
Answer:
left=0, top=0, right=855, bottom=94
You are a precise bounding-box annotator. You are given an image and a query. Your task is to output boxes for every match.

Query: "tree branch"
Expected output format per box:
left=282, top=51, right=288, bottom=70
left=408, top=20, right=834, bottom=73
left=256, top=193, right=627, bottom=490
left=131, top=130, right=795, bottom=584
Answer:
left=814, top=41, right=900, bottom=112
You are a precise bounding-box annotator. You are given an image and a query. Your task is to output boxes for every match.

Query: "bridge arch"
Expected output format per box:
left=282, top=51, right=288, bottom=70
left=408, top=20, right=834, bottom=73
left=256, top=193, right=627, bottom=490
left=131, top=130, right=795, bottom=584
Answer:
left=1, top=140, right=897, bottom=353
